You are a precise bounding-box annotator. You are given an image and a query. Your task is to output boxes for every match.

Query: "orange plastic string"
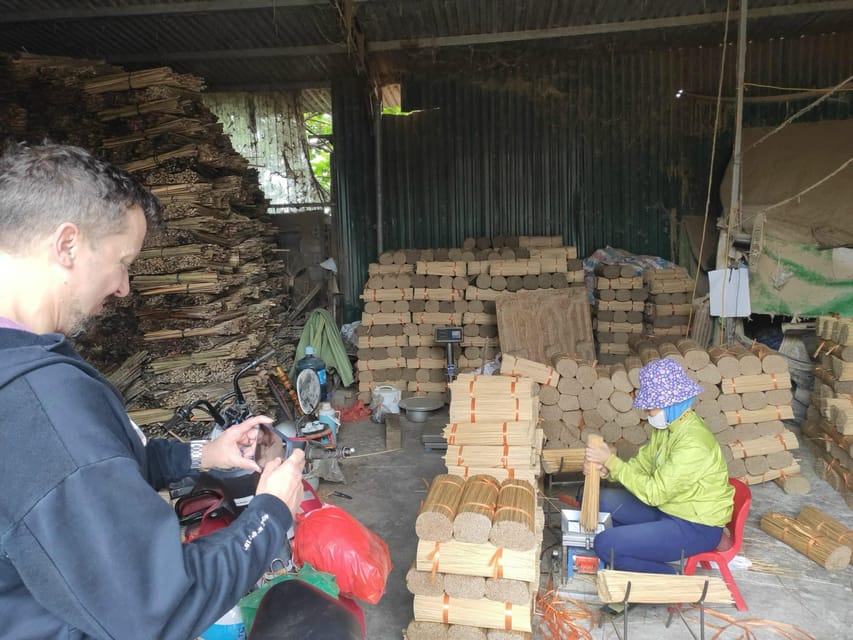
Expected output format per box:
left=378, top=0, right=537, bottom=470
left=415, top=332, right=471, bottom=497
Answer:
left=442, top=593, right=450, bottom=623
left=505, top=602, right=513, bottom=630
left=488, top=547, right=504, bottom=578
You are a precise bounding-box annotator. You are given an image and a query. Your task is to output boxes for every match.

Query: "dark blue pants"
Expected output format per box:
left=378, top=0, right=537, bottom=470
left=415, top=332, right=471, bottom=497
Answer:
left=592, top=488, right=723, bottom=574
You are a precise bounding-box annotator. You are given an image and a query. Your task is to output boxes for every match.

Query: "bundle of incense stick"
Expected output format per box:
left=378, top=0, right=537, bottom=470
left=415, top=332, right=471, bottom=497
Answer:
left=580, top=435, right=603, bottom=531
left=416, top=474, right=467, bottom=542
left=597, top=570, right=733, bottom=604
left=760, top=512, right=851, bottom=569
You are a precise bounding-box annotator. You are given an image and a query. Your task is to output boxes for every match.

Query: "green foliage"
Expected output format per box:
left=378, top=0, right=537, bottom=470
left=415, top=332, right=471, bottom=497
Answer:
left=305, top=112, right=332, bottom=196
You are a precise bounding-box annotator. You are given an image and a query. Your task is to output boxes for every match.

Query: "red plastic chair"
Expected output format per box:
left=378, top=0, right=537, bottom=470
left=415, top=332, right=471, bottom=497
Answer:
left=683, top=477, right=751, bottom=611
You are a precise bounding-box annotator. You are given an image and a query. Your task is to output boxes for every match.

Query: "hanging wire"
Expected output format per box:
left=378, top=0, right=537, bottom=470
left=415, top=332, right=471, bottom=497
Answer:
left=686, top=0, right=731, bottom=338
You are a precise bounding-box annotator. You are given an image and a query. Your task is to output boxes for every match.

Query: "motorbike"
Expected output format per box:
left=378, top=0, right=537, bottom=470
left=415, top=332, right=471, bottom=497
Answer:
left=162, top=350, right=365, bottom=639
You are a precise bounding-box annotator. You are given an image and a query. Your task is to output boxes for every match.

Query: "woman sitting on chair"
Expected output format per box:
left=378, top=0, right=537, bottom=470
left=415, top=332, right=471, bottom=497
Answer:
left=584, top=358, right=734, bottom=575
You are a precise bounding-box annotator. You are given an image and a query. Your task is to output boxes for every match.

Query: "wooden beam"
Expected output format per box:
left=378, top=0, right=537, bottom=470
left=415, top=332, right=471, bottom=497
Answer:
left=104, top=0, right=853, bottom=65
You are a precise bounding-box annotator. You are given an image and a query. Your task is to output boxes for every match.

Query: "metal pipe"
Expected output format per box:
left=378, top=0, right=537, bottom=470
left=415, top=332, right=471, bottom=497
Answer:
left=375, top=91, right=384, bottom=254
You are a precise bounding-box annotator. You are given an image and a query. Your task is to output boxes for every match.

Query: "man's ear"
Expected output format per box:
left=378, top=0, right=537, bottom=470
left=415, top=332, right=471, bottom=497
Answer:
left=52, top=223, right=80, bottom=267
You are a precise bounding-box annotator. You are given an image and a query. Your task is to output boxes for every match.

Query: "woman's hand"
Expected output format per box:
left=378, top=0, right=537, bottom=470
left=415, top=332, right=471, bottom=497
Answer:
left=583, top=460, right=609, bottom=478
left=200, top=415, right=274, bottom=473
left=585, top=439, right=613, bottom=466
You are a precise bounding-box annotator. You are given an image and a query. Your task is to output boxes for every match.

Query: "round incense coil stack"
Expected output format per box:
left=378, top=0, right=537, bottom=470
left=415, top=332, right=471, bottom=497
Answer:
left=444, top=573, right=486, bottom=599
left=406, top=620, right=449, bottom=640
left=417, top=474, right=466, bottom=542
left=406, top=564, right=446, bottom=596
left=485, top=577, right=535, bottom=605
left=489, top=479, right=537, bottom=551
left=453, top=475, right=500, bottom=543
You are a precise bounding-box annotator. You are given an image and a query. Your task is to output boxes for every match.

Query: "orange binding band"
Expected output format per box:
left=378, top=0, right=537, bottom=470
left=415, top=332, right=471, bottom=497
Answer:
left=427, top=542, right=441, bottom=580
left=504, top=602, right=513, bottom=630
left=495, top=505, right=533, bottom=526
left=488, top=548, right=504, bottom=579
left=442, top=593, right=450, bottom=623
left=771, top=373, right=779, bottom=389
left=469, top=397, right=476, bottom=423
left=775, top=433, right=788, bottom=449
left=544, top=369, right=554, bottom=386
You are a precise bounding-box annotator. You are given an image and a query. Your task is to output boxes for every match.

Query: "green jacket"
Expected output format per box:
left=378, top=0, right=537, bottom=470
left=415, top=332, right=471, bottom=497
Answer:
left=604, top=410, right=734, bottom=527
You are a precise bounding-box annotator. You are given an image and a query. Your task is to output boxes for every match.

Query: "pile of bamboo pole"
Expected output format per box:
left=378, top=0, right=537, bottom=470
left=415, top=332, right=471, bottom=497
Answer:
left=0, top=53, right=291, bottom=429
left=406, top=473, right=543, bottom=638
left=801, top=316, right=853, bottom=506
left=642, top=267, right=693, bottom=340
left=593, top=263, right=647, bottom=360
left=356, top=237, right=583, bottom=404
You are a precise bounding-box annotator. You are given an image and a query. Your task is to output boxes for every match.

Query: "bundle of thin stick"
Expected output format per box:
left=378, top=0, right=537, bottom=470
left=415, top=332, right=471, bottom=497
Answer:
left=579, top=435, right=603, bottom=531
left=597, top=570, right=733, bottom=605
left=796, top=505, right=853, bottom=557
left=760, top=512, right=852, bottom=569
left=81, top=66, right=206, bottom=94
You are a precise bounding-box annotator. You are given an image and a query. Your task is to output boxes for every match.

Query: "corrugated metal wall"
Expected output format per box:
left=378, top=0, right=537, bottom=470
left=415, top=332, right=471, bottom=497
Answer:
left=333, top=32, right=852, bottom=317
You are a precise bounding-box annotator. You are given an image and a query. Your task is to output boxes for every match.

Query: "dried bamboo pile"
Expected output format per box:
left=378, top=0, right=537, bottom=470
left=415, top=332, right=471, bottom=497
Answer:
left=0, top=53, right=292, bottom=431
left=356, top=238, right=582, bottom=404
left=593, top=263, right=646, bottom=361
left=407, top=473, right=543, bottom=637
left=801, top=316, right=853, bottom=506
left=642, top=267, right=693, bottom=339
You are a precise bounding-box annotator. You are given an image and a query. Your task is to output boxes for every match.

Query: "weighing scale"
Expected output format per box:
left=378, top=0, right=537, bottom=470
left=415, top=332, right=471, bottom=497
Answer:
left=433, top=325, right=463, bottom=382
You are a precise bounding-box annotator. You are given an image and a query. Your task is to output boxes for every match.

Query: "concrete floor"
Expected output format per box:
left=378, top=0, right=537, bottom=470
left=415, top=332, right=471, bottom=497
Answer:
left=322, top=410, right=853, bottom=639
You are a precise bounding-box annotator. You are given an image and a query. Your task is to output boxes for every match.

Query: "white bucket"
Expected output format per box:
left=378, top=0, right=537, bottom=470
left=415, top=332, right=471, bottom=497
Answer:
left=372, top=385, right=401, bottom=414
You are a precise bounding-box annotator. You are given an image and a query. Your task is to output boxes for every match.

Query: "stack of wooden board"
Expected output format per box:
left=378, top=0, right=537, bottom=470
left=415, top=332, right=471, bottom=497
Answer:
left=355, top=237, right=583, bottom=404
left=593, top=263, right=647, bottom=361
left=643, top=267, right=693, bottom=338
left=802, top=316, right=853, bottom=506
left=443, top=374, right=542, bottom=484
left=405, top=473, right=542, bottom=640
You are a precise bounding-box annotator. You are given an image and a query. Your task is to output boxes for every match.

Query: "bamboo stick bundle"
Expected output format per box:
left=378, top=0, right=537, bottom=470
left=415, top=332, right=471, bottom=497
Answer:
left=417, top=474, right=467, bottom=542
left=796, top=506, right=853, bottom=556
left=727, top=343, right=763, bottom=375
left=449, top=375, right=537, bottom=423
left=82, top=66, right=205, bottom=94
left=102, top=118, right=209, bottom=148
left=360, top=312, right=412, bottom=325
left=518, top=235, right=562, bottom=248
left=488, top=260, right=540, bottom=276
left=645, top=303, right=693, bottom=317
left=446, top=445, right=536, bottom=470
left=464, top=286, right=501, bottom=301
left=595, top=276, right=644, bottom=290
left=408, top=357, right=449, bottom=370
left=643, top=266, right=690, bottom=283
left=416, top=539, right=537, bottom=582
left=748, top=342, right=789, bottom=374
left=452, top=475, right=500, bottom=543
left=737, top=462, right=801, bottom=486
left=444, top=574, right=487, bottom=600
left=445, top=466, right=538, bottom=485
left=417, top=261, right=468, bottom=276
left=127, top=407, right=175, bottom=426
left=357, top=334, right=409, bottom=348
left=489, top=479, right=536, bottom=551
left=528, top=246, right=578, bottom=259
left=142, top=317, right=245, bottom=342
left=580, top=435, right=603, bottom=531
left=760, top=512, right=852, bottom=569
left=677, top=338, right=711, bottom=370
left=360, top=288, right=414, bottom=302
left=463, top=312, right=497, bottom=325
left=413, top=594, right=532, bottom=633
left=413, top=312, right=464, bottom=326
left=500, top=354, right=559, bottom=387
left=832, top=404, right=853, bottom=433
left=707, top=346, right=740, bottom=379
left=406, top=620, right=449, bottom=639
left=119, top=144, right=201, bottom=173
left=597, top=570, right=732, bottom=604
left=136, top=281, right=224, bottom=296
left=485, top=578, right=536, bottom=606
left=368, top=262, right=415, bottom=275
left=407, top=565, right=447, bottom=596
left=720, top=372, right=792, bottom=394
left=657, top=342, right=686, bottom=367
left=727, top=431, right=798, bottom=459
left=725, top=405, right=794, bottom=425
left=147, top=347, right=235, bottom=373
left=97, top=96, right=191, bottom=121
left=540, top=448, right=585, bottom=474
left=356, top=357, right=408, bottom=371
left=595, top=321, right=643, bottom=334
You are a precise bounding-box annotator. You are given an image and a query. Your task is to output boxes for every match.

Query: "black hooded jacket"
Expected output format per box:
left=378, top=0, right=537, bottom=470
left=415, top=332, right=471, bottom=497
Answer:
left=0, top=328, right=292, bottom=639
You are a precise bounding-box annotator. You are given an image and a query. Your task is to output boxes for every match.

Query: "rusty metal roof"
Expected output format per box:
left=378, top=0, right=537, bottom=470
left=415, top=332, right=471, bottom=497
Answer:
left=0, top=0, right=851, bottom=97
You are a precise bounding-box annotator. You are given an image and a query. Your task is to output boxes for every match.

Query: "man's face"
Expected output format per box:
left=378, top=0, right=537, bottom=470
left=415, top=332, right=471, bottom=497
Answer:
left=62, top=205, right=147, bottom=335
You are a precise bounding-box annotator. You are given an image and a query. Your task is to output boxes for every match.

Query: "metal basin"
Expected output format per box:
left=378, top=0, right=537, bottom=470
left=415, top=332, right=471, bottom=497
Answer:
left=398, top=396, right=444, bottom=423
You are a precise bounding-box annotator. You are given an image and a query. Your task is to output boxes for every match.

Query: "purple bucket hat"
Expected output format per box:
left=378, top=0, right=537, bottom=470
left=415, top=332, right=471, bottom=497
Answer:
left=633, top=358, right=703, bottom=410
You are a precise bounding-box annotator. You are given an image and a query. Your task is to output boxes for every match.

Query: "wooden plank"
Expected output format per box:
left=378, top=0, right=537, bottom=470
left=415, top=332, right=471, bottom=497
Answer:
left=496, top=288, right=594, bottom=364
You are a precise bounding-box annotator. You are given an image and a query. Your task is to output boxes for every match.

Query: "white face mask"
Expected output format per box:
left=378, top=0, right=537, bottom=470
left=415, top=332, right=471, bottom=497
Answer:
left=648, top=411, right=668, bottom=429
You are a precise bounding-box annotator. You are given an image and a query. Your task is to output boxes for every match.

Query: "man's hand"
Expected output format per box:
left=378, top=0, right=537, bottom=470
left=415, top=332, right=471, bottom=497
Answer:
left=255, top=450, right=306, bottom=515
left=200, top=415, right=273, bottom=473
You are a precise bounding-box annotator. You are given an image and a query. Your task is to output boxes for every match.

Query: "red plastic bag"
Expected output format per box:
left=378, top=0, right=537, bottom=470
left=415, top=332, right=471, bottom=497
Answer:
left=292, top=504, right=392, bottom=604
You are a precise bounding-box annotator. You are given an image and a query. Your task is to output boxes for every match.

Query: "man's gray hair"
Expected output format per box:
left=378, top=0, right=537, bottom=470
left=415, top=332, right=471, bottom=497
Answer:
left=0, top=142, right=162, bottom=252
